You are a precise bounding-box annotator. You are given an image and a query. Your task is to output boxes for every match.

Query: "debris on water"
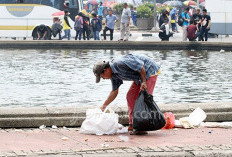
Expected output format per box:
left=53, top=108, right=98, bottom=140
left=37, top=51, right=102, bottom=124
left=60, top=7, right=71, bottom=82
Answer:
left=201, top=122, right=232, bottom=129
left=104, top=140, right=114, bottom=142
left=208, top=131, right=212, bottom=134
left=220, top=49, right=225, bottom=53
left=85, top=138, right=88, bottom=142
left=173, top=128, right=178, bottom=131
left=52, top=125, right=58, bottom=129
left=39, top=125, right=46, bottom=129
left=63, top=126, right=67, bottom=129
left=61, top=136, right=69, bottom=141
left=118, top=135, right=129, bottom=142
left=101, top=143, right=109, bottom=148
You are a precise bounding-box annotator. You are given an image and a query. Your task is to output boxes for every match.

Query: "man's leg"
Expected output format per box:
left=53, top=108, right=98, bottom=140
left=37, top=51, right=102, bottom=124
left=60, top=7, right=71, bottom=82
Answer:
left=120, top=23, right=125, bottom=40
left=79, top=29, right=83, bottom=40
left=96, top=31, right=100, bottom=40
left=126, top=75, right=158, bottom=126
left=205, top=28, right=209, bottom=41
left=125, top=25, right=130, bottom=41
left=61, top=30, right=67, bottom=40
left=199, top=27, right=205, bottom=41
left=83, top=28, right=86, bottom=40
left=182, top=26, right=187, bottom=41
left=68, top=29, right=71, bottom=40
left=103, top=27, right=108, bottom=40
left=126, top=82, right=140, bottom=125
left=75, top=30, right=79, bottom=40
left=110, top=28, right=114, bottom=41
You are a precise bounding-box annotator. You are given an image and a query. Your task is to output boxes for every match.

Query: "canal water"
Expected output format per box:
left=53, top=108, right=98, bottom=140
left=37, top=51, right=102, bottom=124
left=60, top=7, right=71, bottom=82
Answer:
left=0, top=49, right=231, bottom=107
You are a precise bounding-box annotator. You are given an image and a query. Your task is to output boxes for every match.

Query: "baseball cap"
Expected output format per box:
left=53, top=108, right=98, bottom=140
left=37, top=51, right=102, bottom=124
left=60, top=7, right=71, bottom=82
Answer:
left=93, top=60, right=109, bottom=83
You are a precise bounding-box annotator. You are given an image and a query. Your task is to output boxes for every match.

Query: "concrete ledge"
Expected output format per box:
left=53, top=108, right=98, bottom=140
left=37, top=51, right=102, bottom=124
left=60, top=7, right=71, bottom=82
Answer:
left=0, top=40, right=232, bottom=51
left=0, top=102, right=231, bottom=128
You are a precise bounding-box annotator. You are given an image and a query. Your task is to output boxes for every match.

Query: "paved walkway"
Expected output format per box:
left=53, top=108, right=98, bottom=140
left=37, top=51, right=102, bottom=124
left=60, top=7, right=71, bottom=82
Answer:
left=0, top=127, right=231, bottom=156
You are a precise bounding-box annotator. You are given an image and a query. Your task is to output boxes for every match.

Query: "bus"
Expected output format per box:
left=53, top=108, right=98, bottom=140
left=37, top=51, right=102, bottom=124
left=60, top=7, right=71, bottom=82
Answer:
left=0, top=0, right=83, bottom=39
left=206, top=0, right=232, bottom=35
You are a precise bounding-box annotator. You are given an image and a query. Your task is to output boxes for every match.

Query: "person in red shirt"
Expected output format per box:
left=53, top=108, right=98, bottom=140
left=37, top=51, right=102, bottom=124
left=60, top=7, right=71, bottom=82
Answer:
left=187, top=20, right=200, bottom=41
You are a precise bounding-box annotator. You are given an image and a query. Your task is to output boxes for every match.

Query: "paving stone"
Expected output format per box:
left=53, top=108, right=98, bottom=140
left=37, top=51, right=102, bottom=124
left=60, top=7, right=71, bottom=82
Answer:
left=198, top=146, right=212, bottom=150
left=85, top=151, right=97, bottom=154
left=95, top=150, right=106, bottom=154
left=4, top=152, right=17, bottom=157
left=113, top=149, right=127, bottom=153
left=167, top=146, right=183, bottom=152
left=189, top=146, right=203, bottom=151
left=14, top=150, right=27, bottom=156
left=183, top=146, right=194, bottom=151
left=208, top=145, right=221, bottom=150
left=158, top=146, right=173, bottom=152
left=138, top=151, right=192, bottom=157
left=218, top=145, right=231, bottom=150
left=123, top=148, right=135, bottom=153
left=105, top=150, right=116, bottom=153
left=138, top=147, right=153, bottom=152
left=82, top=153, right=137, bottom=157
left=0, top=153, right=6, bottom=157
left=130, top=147, right=144, bottom=152
left=149, top=146, right=165, bottom=152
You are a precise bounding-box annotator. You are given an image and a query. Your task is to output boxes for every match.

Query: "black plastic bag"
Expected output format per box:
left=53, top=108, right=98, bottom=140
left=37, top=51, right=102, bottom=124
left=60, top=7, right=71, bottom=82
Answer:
left=133, top=90, right=166, bottom=131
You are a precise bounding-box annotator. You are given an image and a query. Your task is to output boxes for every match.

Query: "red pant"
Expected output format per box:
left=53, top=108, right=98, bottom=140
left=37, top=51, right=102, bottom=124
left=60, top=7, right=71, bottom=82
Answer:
left=126, top=75, right=158, bottom=125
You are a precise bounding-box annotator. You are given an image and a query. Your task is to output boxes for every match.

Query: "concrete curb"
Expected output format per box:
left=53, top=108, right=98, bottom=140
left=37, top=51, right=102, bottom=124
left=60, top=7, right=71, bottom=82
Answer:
left=0, top=102, right=231, bottom=128
left=0, top=41, right=232, bottom=51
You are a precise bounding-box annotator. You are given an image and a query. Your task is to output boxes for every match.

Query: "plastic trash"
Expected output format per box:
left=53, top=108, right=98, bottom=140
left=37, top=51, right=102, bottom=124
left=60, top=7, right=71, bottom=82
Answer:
left=179, top=107, right=207, bottom=129
left=61, top=136, right=69, bottom=141
left=39, top=125, right=46, bottom=129
left=101, top=143, right=109, bottom=148
left=63, top=126, right=67, bottom=129
left=201, top=122, right=232, bottom=129
left=133, top=90, right=166, bottom=131
left=118, top=135, right=129, bottom=142
left=52, top=125, right=58, bottom=129
left=174, top=120, right=183, bottom=128
left=162, top=112, right=175, bottom=129
left=220, top=49, right=225, bottom=53
left=80, top=108, right=119, bottom=135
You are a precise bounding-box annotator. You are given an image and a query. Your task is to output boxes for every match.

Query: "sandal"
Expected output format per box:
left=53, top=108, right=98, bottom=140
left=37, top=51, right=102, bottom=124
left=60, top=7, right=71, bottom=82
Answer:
left=128, top=124, right=133, bottom=132
left=130, top=131, right=148, bottom=135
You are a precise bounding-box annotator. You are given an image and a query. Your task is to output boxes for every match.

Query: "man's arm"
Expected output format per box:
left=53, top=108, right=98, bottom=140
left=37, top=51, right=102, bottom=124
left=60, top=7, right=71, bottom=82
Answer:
left=101, top=89, right=119, bottom=111
left=207, top=19, right=211, bottom=29
left=140, top=65, right=147, bottom=90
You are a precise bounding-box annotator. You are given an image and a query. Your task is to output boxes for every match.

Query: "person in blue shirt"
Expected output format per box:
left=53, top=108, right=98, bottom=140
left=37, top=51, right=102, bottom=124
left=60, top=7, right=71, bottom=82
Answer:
left=93, top=54, right=161, bottom=135
left=181, top=7, right=190, bottom=41
left=103, top=9, right=118, bottom=41
left=91, top=13, right=102, bottom=40
left=98, top=2, right=104, bottom=20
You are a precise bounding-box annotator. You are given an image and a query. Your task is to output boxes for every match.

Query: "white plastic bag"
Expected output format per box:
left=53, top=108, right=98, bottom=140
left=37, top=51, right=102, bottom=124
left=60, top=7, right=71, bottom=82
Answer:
left=80, top=108, right=119, bottom=135
left=179, top=107, right=207, bottom=129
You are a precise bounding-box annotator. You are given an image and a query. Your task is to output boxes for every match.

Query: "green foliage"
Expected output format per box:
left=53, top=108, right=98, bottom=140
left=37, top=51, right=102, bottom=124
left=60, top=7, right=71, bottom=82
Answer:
left=144, top=2, right=155, bottom=11
left=137, top=4, right=153, bottom=18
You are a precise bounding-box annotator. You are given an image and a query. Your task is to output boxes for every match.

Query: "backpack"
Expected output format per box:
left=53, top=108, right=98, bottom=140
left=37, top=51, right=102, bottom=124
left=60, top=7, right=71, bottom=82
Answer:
left=74, top=18, right=82, bottom=31
left=178, top=12, right=187, bottom=26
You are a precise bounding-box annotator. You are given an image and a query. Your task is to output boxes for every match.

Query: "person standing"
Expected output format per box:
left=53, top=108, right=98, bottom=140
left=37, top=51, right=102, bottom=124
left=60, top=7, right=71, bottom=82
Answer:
left=93, top=54, right=161, bottom=135
left=61, top=10, right=72, bottom=40
left=131, top=7, right=137, bottom=26
left=91, top=13, right=102, bottom=40
left=170, top=8, right=178, bottom=32
left=119, top=3, right=131, bottom=42
left=181, top=7, right=190, bottom=41
left=192, top=8, right=202, bottom=41
left=103, top=9, right=118, bottom=41
left=199, top=9, right=211, bottom=41
left=98, top=2, right=104, bottom=20
left=74, top=13, right=84, bottom=40
left=82, top=13, right=90, bottom=40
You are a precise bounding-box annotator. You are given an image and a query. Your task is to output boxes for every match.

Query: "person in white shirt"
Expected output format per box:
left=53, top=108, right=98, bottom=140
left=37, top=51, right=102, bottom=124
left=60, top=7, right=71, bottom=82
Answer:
left=119, top=3, right=131, bottom=41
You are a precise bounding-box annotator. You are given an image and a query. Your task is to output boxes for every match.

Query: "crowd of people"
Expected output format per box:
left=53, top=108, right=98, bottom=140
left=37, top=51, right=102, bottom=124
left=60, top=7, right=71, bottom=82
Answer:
left=158, top=6, right=211, bottom=42
left=34, top=2, right=211, bottom=42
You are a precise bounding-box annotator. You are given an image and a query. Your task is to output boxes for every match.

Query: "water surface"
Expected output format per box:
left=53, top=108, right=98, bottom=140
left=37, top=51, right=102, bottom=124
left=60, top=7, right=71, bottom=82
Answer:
left=0, top=49, right=231, bottom=107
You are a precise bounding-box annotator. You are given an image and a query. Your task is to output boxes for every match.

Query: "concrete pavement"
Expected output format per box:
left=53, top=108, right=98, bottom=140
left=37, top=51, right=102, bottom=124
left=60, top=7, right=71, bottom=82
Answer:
left=0, top=127, right=231, bottom=156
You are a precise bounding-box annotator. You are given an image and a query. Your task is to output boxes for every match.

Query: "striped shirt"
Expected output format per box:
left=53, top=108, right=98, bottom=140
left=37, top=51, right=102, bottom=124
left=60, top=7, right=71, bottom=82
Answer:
left=109, top=54, right=160, bottom=91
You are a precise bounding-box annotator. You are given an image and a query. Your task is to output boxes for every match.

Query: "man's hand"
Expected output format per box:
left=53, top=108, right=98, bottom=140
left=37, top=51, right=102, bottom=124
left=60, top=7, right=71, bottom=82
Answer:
left=140, top=82, right=147, bottom=90
left=127, top=23, right=130, bottom=26
left=100, top=105, right=106, bottom=112
left=207, top=26, right=210, bottom=30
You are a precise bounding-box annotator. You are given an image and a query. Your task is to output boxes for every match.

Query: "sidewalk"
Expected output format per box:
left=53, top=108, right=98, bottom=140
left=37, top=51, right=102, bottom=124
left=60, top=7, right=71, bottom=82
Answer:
left=0, top=127, right=231, bottom=156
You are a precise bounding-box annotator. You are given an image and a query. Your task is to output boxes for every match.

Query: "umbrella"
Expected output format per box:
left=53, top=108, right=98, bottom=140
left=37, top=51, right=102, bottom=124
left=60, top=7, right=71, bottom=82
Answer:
left=88, top=0, right=98, bottom=5
left=156, top=3, right=161, bottom=7
left=200, top=2, right=205, bottom=7
left=163, top=1, right=183, bottom=7
left=200, top=0, right=205, bottom=3
left=103, top=1, right=112, bottom=7
left=184, top=0, right=196, bottom=6
left=52, top=11, right=65, bottom=17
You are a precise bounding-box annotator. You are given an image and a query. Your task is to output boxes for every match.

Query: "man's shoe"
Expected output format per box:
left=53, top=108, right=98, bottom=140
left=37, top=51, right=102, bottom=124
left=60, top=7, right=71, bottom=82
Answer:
left=130, top=130, right=148, bottom=135
left=128, top=124, right=133, bottom=132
